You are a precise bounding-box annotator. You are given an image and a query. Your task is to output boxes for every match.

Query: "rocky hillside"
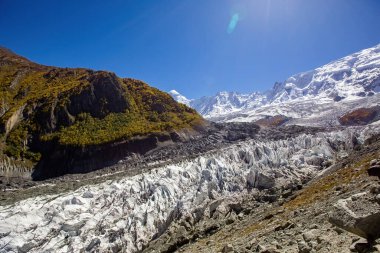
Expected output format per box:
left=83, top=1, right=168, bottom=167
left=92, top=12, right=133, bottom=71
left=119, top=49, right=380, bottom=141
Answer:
left=0, top=47, right=203, bottom=179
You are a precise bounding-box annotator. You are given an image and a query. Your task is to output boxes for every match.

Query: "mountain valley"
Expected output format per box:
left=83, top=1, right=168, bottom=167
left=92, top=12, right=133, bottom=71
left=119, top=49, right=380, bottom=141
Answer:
left=0, top=44, right=380, bottom=253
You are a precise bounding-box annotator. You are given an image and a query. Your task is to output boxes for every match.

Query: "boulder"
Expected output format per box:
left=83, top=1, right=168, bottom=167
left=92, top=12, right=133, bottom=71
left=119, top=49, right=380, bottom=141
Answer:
left=368, top=165, right=380, bottom=178
left=329, top=192, right=380, bottom=240
left=370, top=159, right=379, bottom=167
left=246, top=170, right=275, bottom=190
left=222, top=244, right=234, bottom=253
left=82, top=191, right=94, bottom=198
left=86, top=238, right=101, bottom=252
left=302, top=229, right=320, bottom=242
left=298, top=241, right=312, bottom=253
left=349, top=238, right=372, bottom=253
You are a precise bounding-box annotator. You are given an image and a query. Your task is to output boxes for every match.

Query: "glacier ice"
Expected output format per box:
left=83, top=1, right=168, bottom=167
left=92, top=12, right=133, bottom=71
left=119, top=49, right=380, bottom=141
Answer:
left=0, top=126, right=377, bottom=253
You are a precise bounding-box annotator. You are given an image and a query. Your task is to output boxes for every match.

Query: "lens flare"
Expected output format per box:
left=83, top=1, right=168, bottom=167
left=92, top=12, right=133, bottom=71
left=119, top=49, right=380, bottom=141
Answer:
left=227, top=13, right=240, bottom=34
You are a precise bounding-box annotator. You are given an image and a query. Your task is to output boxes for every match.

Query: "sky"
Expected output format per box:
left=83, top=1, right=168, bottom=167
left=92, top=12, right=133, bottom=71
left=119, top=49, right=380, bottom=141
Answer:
left=1, top=0, right=380, bottom=98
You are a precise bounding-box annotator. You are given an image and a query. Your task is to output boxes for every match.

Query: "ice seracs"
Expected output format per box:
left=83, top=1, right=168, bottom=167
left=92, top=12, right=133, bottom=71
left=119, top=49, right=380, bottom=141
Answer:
left=1, top=125, right=377, bottom=253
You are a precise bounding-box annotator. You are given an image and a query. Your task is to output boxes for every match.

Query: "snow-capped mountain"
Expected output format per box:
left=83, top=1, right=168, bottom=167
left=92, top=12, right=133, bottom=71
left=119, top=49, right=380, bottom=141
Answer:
left=190, top=91, right=267, bottom=117
left=171, top=44, right=380, bottom=123
left=168, top=90, right=192, bottom=106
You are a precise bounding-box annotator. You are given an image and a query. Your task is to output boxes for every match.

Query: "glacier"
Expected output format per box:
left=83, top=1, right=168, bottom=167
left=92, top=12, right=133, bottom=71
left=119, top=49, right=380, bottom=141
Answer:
left=0, top=125, right=378, bottom=253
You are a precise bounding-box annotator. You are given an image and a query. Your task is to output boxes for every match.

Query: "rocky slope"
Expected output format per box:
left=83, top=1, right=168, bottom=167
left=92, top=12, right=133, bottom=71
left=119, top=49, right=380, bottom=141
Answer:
left=171, top=43, right=380, bottom=124
left=0, top=47, right=203, bottom=179
left=168, top=135, right=380, bottom=253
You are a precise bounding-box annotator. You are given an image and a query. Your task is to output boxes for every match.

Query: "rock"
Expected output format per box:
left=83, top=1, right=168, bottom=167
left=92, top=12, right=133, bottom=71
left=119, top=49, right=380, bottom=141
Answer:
left=302, top=229, right=319, bottom=242
left=274, top=221, right=295, bottom=231
left=370, top=186, right=380, bottom=195
left=82, top=191, right=94, bottom=198
left=62, top=197, right=83, bottom=206
left=257, top=172, right=276, bottom=190
left=261, top=248, right=280, bottom=253
left=61, top=221, right=85, bottom=236
left=206, top=240, right=214, bottom=246
left=228, top=202, right=243, bottom=214
left=376, top=194, right=380, bottom=204
left=329, top=192, right=380, bottom=240
left=370, top=159, right=379, bottom=167
left=260, top=194, right=278, bottom=203
left=226, top=218, right=235, bottom=225
left=373, top=244, right=380, bottom=251
left=298, top=241, right=311, bottom=253
left=86, top=238, right=101, bottom=252
left=309, top=224, right=320, bottom=229
left=246, top=170, right=275, bottom=190
left=281, top=189, right=293, bottom=198
left=368, top=165, right=380, bottom=178
left=255, top=244, right=266, bottom=252
left=111, top=244, right=122, bottom=253
left=108, top=229, right=124, bottom=243
left=222, top=244, right=234, bottom=253
left=334, top=227, right=345, bottom=235
left=18, top=242, right=37, bottom=253
left=349, top=238, right=372, bottom=252
left=209, top=199, right=224, bottom=217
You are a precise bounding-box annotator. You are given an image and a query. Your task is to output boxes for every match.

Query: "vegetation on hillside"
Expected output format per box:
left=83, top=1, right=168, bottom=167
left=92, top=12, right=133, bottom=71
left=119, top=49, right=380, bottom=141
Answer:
left=0, top=48, right=203, bottom=161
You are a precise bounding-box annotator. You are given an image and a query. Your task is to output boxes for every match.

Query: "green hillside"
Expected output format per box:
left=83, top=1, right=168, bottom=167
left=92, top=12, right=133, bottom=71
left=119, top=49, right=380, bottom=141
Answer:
left=0, top=47, right=203, bottom=164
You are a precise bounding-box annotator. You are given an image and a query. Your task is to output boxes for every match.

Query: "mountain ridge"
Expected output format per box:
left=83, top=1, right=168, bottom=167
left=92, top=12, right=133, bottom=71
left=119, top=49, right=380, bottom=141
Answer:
left=0, top=46, right=204, bottom=179
left=171, top=43, right=380, bottom=123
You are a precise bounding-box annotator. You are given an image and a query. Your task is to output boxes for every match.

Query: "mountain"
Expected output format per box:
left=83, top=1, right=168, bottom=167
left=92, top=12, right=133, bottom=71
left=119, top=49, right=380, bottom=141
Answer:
left=168, top=90, right=192, bottom=106
left=0, top=47, right=203, bottom=179
left=171, top=44, right=380, bottom=125
left=1, top=45, right=380, bottom=253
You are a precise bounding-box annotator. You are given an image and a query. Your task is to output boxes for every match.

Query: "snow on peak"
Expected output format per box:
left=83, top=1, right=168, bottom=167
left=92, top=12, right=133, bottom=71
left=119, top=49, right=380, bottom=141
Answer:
left=168, top=90, right=192, bottom=106
left=169, top=43, right=380, bottom=121
left=169, top=89, right=180, bottom=95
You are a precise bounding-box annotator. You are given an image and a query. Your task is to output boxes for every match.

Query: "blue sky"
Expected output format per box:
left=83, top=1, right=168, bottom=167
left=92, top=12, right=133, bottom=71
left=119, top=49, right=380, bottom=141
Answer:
left=1, top=0, right=380, bottom=98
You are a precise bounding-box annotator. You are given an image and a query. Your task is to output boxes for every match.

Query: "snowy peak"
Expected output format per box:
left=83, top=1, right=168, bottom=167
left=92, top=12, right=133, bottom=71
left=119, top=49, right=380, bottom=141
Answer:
left=168, top=90, right=192, bottom=106
left=187, top=91, right=267, bottom=118
left=170, top=43, right=380, bottom=121
left=270, top=43, right=380, bottom=103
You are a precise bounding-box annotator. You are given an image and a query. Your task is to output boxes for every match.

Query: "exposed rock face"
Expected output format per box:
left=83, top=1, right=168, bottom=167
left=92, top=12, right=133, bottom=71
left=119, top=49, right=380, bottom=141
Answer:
left=329, top=191, right=380, bottom=240
left=4, top=105, right=25, bottom=134
left=328, top=160, right=380, bottom=244
left=68, top=72, right=129, bottom=118
left=29, top=71, right=131, bottom=133
left=254, top=115, right=289, bottom=128
left=0, top=47, right=203, bottom=179
left=0, top=157, right=32, bottom=179
left=368, top=159, right=380, bottom=178
left=32, top=131, right=183, bottom=180
left=339, top=106, right=380, bottom=126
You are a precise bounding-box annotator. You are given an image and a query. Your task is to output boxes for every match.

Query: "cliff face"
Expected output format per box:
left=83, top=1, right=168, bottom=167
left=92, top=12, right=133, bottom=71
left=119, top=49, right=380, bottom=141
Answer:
left=0, top=47, right=204, bottom=179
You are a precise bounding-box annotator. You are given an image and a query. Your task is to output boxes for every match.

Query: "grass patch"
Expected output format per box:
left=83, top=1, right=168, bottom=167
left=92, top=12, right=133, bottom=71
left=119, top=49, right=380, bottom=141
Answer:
left=283, top=154, right=375, bottom=210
